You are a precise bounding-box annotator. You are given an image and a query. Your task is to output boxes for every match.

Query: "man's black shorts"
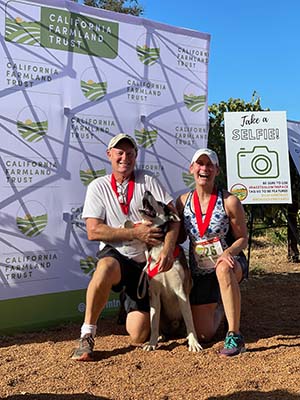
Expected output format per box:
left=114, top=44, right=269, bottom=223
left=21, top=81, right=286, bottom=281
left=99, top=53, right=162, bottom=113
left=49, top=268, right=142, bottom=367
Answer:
left=96, top=245, right=149, bottom=313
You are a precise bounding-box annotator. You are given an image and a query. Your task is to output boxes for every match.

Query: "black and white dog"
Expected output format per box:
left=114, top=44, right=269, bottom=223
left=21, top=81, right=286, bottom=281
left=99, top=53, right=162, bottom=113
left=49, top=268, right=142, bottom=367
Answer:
left=139, top=191, right=202, bottom=352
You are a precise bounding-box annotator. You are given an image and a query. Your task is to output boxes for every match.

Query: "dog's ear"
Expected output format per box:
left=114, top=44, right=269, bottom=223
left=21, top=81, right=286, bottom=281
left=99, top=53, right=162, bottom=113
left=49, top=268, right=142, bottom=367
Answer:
left=168, top=211, right=180, bottom=222
left=162, top=203, right=180, bottom=222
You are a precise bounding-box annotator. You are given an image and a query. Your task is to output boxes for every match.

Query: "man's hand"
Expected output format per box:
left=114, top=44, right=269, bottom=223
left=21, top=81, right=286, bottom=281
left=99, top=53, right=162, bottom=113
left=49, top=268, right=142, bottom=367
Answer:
left=133, top=221, right=164, bottom=246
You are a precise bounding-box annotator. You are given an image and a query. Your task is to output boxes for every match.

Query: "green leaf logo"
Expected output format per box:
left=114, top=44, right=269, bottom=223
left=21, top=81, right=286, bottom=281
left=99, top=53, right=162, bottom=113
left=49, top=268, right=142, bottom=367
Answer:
left=134, top=129, right=158, bottom=148
left=80, top=168, right=106, bottom=186
left=80, top=256, right=97, bottom=276
left=80, top=80, right=107, bottom=101
left=5, top=17, right=41, bottom=45
left=184, top=94, right=206, bottom=112
left=16, top=213, right=48, bottom=237
left=17, top=119, right=48, bottom=142
left=136, top=45, right=160, bottom=65
left=182, top=172, right=196, bottom=189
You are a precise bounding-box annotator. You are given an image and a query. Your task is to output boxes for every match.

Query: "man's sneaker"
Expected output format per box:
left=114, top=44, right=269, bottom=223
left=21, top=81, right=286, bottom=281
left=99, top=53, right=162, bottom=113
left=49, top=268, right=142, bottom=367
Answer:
left=71, top=335, right=95, bottom=361
left=218, top=331, right=245, bottom=357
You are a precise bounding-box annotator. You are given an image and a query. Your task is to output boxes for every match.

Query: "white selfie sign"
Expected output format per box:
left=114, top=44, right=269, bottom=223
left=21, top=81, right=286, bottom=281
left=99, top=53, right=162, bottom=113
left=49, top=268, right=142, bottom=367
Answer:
left=224, top=111, right=292, bottom=204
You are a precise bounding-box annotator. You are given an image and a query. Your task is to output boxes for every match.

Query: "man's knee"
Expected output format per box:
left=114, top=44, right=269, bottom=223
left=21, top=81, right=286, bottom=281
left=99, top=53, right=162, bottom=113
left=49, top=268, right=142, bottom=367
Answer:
left=93, top=257, right=121, bottom=286
left=126, top=311, right=150, bottom=344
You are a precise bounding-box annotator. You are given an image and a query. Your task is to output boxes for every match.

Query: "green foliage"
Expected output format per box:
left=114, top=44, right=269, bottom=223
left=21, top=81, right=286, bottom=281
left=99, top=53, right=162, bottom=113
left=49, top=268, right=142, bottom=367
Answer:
left=73, top=0, right=143, bottom=16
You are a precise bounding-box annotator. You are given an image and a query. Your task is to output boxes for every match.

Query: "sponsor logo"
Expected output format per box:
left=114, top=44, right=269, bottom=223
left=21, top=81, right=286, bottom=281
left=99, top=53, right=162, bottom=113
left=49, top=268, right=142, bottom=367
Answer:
left=134, top=128, right=158, bottom=148
left=136, top=44, right=160, bottom=65
left=79, top=159, right=106, bottom=186
left=80, top=67, right=107, bottom=101
left=5, top=5, right=119, bottom=58
left=182, top=172, right=196, bottom=189
left=127, top=78, right=166, bottom=103
left=6, top=60, right=59, bottom=89
left=16, top=106, right=48, bottom=142
left=136, top=33, right=160, bottom=65
left=174, top=124, right=208, bottom=147
left=70, top=114, right=116, bottom=141
left=80, top=168, right=106, bottom=186
left=137, top=163, right=164, bottom=177
left=16, top=201, right=48, bottom=237
left=63, top=206, right=85, bottom=229
left=4, top=158, right=58, bottom=186
left=176, top=45, right=209, bottom=69
left=3, top=252, right=58, bottom=283
left=230, top=184, right=248, bottom=201
left=184, top=84, right=206, bottom=112
left=80, top=256, right=97, bottom=276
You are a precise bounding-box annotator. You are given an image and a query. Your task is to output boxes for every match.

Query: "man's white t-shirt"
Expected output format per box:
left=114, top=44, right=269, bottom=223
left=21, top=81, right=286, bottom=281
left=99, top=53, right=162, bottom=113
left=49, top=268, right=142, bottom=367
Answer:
left=82, top=170, right=173, bottom=262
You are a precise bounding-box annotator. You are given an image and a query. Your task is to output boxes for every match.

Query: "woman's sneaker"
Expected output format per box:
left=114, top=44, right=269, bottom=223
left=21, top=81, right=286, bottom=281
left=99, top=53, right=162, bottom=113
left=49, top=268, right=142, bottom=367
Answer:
left=219, top=331, right=245, bottom=357
left=71, top=335, right=95, bottom=361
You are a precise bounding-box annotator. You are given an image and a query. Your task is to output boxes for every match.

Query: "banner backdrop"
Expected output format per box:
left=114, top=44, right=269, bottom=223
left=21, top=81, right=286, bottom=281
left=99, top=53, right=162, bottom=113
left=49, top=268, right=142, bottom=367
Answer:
left=287, top=120, right=300, bottom=175
left=0, top=0, right=210, bottom=332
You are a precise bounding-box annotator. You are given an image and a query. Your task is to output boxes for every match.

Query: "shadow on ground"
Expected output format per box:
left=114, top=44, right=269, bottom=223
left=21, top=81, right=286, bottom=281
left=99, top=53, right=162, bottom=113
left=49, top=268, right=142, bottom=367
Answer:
left=207, top=389, right=300, bottom=399
left=4, top=395, right=110, bottom=400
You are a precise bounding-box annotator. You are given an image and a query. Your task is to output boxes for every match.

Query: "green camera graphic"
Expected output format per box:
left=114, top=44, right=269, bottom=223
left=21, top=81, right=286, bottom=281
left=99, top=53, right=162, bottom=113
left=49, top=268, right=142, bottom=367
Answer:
left=237, top=146, right=279, bottom=179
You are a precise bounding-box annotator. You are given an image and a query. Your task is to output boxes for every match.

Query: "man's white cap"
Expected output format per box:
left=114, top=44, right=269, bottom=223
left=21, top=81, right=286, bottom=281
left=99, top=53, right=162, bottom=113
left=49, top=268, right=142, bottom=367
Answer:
left=191, top=148, right=219, bottom=166
left=107, top=133, right=138, bottom=152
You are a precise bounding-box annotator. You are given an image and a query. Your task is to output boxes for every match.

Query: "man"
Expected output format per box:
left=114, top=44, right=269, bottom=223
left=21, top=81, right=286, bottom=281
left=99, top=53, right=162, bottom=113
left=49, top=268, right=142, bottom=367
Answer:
left=71, top=133, right=180, bottom=361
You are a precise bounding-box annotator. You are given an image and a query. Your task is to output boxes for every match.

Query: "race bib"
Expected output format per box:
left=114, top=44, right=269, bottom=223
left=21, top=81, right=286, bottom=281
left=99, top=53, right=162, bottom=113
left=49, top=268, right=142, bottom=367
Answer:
left=194, top=237, right=223, bottom=270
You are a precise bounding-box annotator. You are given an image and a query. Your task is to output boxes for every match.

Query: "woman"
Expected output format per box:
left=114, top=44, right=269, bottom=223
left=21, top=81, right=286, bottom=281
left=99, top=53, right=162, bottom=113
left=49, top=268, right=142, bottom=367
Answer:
left=176, top=148, right=248, bottom=357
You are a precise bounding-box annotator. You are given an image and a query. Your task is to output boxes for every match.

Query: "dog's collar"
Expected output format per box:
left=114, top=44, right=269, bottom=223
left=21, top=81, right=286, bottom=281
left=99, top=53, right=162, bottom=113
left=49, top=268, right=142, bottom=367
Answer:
left=147, top=245, right=180, bottom=279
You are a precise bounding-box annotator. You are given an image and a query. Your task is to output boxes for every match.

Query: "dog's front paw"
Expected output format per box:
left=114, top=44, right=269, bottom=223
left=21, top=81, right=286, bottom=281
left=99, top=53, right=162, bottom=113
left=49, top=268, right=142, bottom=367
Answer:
left=142, top=342, right=157, bottom=351
left=188, top=334, right=203, bottom=352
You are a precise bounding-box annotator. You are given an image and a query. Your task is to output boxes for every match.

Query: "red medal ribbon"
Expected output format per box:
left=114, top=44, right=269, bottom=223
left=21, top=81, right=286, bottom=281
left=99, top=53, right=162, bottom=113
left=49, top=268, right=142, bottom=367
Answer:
left=111, top=173, right=135, bottom=215
left=193, top=187, right=217, bottom=237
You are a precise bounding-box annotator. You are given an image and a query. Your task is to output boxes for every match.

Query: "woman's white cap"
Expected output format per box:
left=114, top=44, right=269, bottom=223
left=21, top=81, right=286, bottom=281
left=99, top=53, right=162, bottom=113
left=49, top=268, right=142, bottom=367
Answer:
left=191, top=148, right=219, bottom=166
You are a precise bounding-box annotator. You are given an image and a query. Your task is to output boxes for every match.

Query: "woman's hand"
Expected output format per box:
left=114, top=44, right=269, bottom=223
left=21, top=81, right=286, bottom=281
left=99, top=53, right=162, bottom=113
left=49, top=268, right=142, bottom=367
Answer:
left=215, top=249, right=235, bottom=268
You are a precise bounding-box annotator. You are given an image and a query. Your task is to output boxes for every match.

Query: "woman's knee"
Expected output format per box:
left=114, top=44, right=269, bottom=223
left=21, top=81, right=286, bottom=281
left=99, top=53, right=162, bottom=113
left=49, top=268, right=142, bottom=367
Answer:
left=192, top=305, right=218, bottom=342
left=216, top=261, right=242, bottom=284
left=196, top=327, right=216, bottom=343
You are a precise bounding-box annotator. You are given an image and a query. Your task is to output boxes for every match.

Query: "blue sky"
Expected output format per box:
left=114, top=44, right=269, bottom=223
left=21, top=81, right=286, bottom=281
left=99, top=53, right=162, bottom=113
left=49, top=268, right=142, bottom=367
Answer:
left=77, top=0, right=300, bottom=121
left=143, top=0, right=300, bottom=121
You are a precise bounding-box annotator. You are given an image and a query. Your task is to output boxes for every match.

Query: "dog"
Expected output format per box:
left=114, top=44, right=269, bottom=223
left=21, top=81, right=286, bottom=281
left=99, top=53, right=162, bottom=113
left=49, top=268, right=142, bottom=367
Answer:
left=138, top=191, right=202, bottom=352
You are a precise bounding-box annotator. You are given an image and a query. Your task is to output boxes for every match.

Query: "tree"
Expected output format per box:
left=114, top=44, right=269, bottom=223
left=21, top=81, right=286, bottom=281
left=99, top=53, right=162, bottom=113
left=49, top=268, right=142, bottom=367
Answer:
left=208, top=91, right=266, bottom=188
left=73, top=0, right=143, bottom=16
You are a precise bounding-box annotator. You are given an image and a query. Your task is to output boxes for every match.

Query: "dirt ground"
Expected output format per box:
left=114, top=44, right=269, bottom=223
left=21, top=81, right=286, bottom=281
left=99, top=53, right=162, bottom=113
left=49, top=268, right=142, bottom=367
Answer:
left=1, top=237, right=300, bottom=400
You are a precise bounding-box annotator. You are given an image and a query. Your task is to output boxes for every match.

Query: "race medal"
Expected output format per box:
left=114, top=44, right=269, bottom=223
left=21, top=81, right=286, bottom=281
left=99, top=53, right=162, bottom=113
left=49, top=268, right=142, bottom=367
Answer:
left=194, top=237, right=223, bottom=270
left=124, top=220, right=134, bottom=228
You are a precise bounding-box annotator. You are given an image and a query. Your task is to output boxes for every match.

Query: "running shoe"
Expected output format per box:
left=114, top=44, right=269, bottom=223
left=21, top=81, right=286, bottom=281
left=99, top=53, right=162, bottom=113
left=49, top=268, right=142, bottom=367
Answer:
left=218, top=331, right=245, bottom=357
left=71, top=335, right=95, bottom=361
